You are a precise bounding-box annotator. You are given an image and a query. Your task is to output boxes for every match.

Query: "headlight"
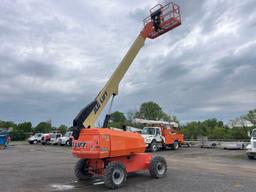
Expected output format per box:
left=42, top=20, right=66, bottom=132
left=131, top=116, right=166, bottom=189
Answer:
left=145, top=139, right=152, bottom=143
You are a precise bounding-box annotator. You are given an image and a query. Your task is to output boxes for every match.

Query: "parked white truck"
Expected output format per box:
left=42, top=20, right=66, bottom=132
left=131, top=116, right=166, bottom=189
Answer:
left=58, top=131, right=73, bottom=146
left=246, top=128, right=256, bottom=160
left=28, top=133, right=43, bottom=144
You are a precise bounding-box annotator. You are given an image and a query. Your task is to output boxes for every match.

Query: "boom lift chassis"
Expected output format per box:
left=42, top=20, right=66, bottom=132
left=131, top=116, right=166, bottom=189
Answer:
left=71, top=2, right=181, bottom=189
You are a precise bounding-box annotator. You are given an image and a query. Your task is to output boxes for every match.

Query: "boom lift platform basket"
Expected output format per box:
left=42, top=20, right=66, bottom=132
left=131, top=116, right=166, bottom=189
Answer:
left=143, top=2, right=181, bottom=39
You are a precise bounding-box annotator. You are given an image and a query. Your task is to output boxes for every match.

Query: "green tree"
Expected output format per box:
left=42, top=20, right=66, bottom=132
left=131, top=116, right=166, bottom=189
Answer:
left=182, top=121, right=203, bottom=140
left=16, top=122, right=32, bottom=133
left=209, top=127, right=227, bottom=139
left=58, top=124, right=68, bottom=135
left=0, top=120, right=17, bottom=129
left=34, top=122, right=51, bottom=133
left=9, top=130, right=26, bottom=141
left=244, top=109, right=256, bottom=126
left=229, top=127, right=248, bottom=140
left=182, top=119, right=226, bottom=140
left=109, top=111, right=127, bottom=129
left=135, top=101, right=163, bottom=120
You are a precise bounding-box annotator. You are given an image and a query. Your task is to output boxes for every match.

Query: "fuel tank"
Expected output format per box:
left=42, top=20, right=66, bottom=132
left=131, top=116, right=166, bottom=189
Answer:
left=72, top=128, right=145, bottom=159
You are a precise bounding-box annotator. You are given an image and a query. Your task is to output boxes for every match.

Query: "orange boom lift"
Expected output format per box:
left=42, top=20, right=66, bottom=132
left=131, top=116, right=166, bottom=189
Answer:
left=72, top=2, right=181, bottom=189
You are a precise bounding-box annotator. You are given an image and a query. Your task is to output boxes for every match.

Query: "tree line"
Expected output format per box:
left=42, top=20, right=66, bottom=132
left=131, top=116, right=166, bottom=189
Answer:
left=1, top=102, right=255, bottom=141
left=109, top=103, right=256, bottom=141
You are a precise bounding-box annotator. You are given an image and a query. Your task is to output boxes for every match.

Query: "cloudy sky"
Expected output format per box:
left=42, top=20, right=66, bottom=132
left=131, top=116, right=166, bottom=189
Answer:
left=0, top=0, right=256, bottom=127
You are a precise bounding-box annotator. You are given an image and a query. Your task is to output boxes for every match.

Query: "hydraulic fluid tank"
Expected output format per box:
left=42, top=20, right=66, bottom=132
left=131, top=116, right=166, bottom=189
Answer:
left=72, top=128, right=145, bottom=159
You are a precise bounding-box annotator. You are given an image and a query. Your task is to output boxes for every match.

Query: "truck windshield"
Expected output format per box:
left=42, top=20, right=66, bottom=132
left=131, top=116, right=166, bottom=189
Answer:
left=252, top=129, right=256, bottom=137
left=64, top=132, right=71, bottom=137
left=142, top=127, right=155, bottom=135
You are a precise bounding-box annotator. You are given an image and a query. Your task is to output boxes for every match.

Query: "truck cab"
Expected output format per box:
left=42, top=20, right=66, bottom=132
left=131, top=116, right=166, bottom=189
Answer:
left=142, top=127, right=163, bottom=151
left=246, top=129, right=256, bottom=160
left=50, top=133, right=62, bottom=145
left=58, top=131, right=73, bottom=146
left=28, top=133, right=43, bottom=144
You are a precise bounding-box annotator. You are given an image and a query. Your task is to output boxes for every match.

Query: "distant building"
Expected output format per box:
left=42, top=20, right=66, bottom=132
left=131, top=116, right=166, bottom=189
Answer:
left=228, top=119, right=253, bottom=128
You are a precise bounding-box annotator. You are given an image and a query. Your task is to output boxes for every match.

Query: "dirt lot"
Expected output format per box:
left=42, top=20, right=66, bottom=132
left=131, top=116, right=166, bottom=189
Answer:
left=0, top=143, right=256, bottom=192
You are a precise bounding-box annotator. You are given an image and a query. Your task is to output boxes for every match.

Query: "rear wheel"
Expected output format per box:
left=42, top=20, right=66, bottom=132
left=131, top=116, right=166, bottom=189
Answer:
left=149, top=156, right=167, bottom=178
left=171, top=141, right=179, bottom=150
left=150, top=141, right=158, bottom=152
left=74, top=159, right=92, bottom=180
left=103, top=161, right=127, bottom=189
left=248, top=155, right=254, bottom=160
left=66, top=139, right=72, bottom=146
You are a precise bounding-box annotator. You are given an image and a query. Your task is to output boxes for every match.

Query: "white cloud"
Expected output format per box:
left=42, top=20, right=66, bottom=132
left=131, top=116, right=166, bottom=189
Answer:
left=0, top=0, right=255, bottom=126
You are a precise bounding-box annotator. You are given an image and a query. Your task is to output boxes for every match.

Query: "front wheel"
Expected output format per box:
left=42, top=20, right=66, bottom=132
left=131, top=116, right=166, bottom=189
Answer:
left=103, top=161, right=127, bottom=189
left=74, top=159, right=92, bottom=180
left=149, top=156, right=167, bottom=178
left=66, top=139, right=72, bottom=146
left=149, top=141, right=158, bottom=152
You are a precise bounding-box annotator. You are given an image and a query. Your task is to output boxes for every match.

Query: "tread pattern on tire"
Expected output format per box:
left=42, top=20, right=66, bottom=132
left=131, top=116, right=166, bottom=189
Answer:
left=150, top=140, right=158, bottom=152
left=103, top=161, right=127, bottom=189
left=170, top=141, right=179, bottom=150
left=149, top=156, right=167, bottom=178
left=74, top=159, right=92, bottom=180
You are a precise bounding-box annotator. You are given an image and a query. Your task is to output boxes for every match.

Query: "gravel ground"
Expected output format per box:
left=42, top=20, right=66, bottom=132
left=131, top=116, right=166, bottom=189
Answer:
left=0, top=143, right=255, bottom=192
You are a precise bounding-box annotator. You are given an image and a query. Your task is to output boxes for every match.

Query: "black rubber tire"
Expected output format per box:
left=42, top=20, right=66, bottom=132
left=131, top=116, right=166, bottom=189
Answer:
left=248, top=155, right=254, bottom=160
left=66, top=139, right=72, bottom=146
left=171, top=141, right=179, bottom=150
left=103, top=161, right=127, bottom=189
left=149, top=156, right=167, bottom=178
left=150, top=141, right=158, bottom=152
left=74, top=159, right=92, bottom=180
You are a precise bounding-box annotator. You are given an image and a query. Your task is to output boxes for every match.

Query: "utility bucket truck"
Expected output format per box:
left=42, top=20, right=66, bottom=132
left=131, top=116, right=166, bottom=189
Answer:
left=142, top=126, right=184, bottom=152
left=135, top=118, right=184, bottom=152
left=71, top=2, right=181, bottom=189
left=246, top=129, right=256, bottom=160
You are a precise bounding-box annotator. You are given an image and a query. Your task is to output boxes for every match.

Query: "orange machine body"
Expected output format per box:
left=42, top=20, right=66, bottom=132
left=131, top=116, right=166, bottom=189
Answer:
left=72, top=128, right=146, bottom=159
left=72, top=128, right=150, bottom=175
left=162, top=128, right=184, bottom=145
